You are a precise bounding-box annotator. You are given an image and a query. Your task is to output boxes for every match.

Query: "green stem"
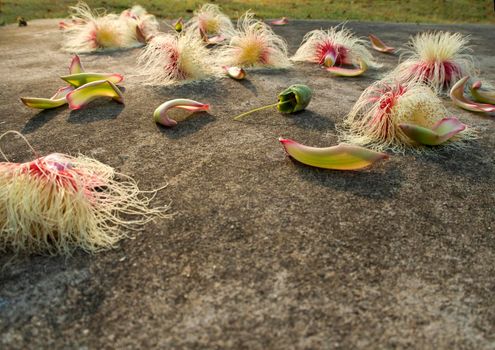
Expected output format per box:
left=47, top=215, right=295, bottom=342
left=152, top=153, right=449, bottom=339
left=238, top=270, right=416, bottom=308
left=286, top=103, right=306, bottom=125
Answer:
left=233, top=102, right=279, bottom=121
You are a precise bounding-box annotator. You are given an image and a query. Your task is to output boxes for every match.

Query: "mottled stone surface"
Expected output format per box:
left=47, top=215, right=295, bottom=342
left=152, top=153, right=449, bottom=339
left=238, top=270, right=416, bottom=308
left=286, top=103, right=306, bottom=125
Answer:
left=0, top=19, right=494, bottom=349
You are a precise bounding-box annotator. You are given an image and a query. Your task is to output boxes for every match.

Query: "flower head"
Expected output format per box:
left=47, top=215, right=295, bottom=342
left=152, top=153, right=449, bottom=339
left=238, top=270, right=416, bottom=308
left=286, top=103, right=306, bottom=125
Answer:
left=340, top=79, right=472, bottom=152
left=138, top=31, right=220, bottom=85
left=218, top=11, right=291, bottom=68
left=391, top=31, right=477, bottom=92
left=291, top=26, right=380, bottom=69
left=186, top=4, right=235, bottom=42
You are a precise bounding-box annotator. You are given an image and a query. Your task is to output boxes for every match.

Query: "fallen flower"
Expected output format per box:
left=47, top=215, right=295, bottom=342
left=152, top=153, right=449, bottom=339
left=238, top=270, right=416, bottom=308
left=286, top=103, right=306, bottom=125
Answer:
left=450, top=76, right=495, bottom=113
left=291, top=26, right=380, bottom=71
left=153, top=99, right=210, bottom=127
left=279, top=137, right=388, bottom=170
left=368, top=34, right=395, bottom=53
left=390, top=31, right=477, bottom=93
left=399, top=117, right=466, bottom=146
left=0, top=130, right=169, bottom=255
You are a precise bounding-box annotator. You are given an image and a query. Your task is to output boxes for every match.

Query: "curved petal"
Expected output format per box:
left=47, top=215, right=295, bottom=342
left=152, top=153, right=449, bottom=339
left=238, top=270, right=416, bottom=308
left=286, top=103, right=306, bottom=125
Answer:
left=368, top=34, right=395, bottom=53
left=279, top=137, right=388, bottom=170
left=271, top=17, right=289, bottom=26
left=50, top=86, right=75, bottom=100
left=21, top=86, right=74, bottom=109
left=66, top=80, right=124, bottom=110
left=450, top=76, right=495, bottom=113
left=399, top=117, right=466, bottom=146
left=153, top=99, right=210, bottom=127
left=69, top=55, right=85, bottom=74
left=326, top=60, right=368, bottom=77
left=470, top=80, right=495, bottom=105
left=21, top=97, right=68, bottom=109
left=223, top=66, right=246, bottom=80
left=61, top=73, right=124, bottom=88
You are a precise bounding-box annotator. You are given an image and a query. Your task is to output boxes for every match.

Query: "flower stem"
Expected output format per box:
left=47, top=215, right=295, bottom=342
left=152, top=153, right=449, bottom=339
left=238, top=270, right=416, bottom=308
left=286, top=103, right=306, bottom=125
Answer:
left=233, top=102, right=279, bottom=121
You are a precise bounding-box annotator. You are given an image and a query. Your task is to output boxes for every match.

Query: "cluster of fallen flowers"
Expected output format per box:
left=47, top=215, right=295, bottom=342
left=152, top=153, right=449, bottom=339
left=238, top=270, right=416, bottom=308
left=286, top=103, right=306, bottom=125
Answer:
left=10, top=2, right=495, bottom=256
left=21, top=55, right=124, bottom=110
left=59, top=2, right=159, bottom=52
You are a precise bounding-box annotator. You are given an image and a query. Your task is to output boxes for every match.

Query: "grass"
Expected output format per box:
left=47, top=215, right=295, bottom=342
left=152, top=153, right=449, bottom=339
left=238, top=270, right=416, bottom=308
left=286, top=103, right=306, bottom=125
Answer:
left=0, top=0, right=494, bottom=25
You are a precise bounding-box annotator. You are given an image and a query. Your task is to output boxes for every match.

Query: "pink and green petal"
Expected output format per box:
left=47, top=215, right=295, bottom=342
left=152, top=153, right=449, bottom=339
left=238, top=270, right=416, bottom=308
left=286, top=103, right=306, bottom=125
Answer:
left=61, top=73, right=124, bottom=88
left=450, top=76, right=495, bottom=113
left=279, top=138, right=388, bottom=170
left=326, top=60, right=368, bottom=77
left=470, top=80, right=495, bottom=105
left=66, top=80, right=124, bottom=110
left=223, top=66, right=246, bottom=80
left=271, top=17, right=289, bottom=26
left=399, top=117, right=466, bottom=146
left=368, top=34, right=395, bottom=53
left=153, top=99, right=210, bottom=127
left=21, top=96, right=68, bottom=109
left=50, top=85, right=75, bottom=100
left=69, top=55, right=85, bottom=74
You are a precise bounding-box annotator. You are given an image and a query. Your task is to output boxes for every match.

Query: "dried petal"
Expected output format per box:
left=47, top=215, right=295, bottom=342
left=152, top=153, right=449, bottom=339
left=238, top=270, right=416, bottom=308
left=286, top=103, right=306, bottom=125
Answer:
left=271, top=17, right=289, bottom=26
left=470, top=80, right=495, bottom=105
left=279, top=138, right=388, bottom=170
left=326, top=60, right=368, bottom=77
left=450, top=76, right=495, bottom=113
left=61, top=73, right=124, bottom=88
left=399, top=117, right=466, bottom=146
left=368, top=34, right=395, bottom=53
left=223, top=66, right=246, bottom=80
left=277, top=84, right=312, bottom=113
left=153, top=99, right=210, bottom=127
left=66, top=80, right=124, bottom=110
left=69, top=55, right=85, bottom=74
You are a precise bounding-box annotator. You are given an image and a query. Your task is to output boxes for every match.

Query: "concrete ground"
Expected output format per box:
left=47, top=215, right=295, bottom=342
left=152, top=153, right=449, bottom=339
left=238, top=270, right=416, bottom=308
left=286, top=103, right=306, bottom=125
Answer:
left=0, top=19, right=494, bottom=349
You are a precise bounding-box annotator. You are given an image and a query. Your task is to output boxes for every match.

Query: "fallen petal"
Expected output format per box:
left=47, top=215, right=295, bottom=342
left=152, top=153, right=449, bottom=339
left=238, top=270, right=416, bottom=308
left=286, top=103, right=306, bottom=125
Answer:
left=277, top=84, right=312, bottom=113
left=50, top=86, right=75, bottom=100
left=69, top=55, right=84, bottom=74
left=21, top=86, right=74, bottom=109
left=368, top=34, right=395, bottom=53
left=450, top=76, right=495, bottom=113
left=223, top=66, right=246, bottom=80
left=207, top=35, right=226, bottom=45
left=21, top=97, right=68, bottom=109
left=399, top=117, right=466, bottom=146
left=271, top=17, right=289, bottom=26
left=279, top=138, right=388, bottom=170
left=153, top=99, right=210, bottom=127
left=470, top=80, right=495, bottom=105
left=60, top=73, right=124, bottom=88
left=326, top=60, right=368, bottom=77
left=66, top=80, right=124, bottom=110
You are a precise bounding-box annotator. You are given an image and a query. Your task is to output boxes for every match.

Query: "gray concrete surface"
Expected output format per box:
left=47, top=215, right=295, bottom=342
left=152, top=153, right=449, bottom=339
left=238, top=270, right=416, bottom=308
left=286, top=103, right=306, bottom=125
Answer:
left=0, top=19, right=494, bottom=349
